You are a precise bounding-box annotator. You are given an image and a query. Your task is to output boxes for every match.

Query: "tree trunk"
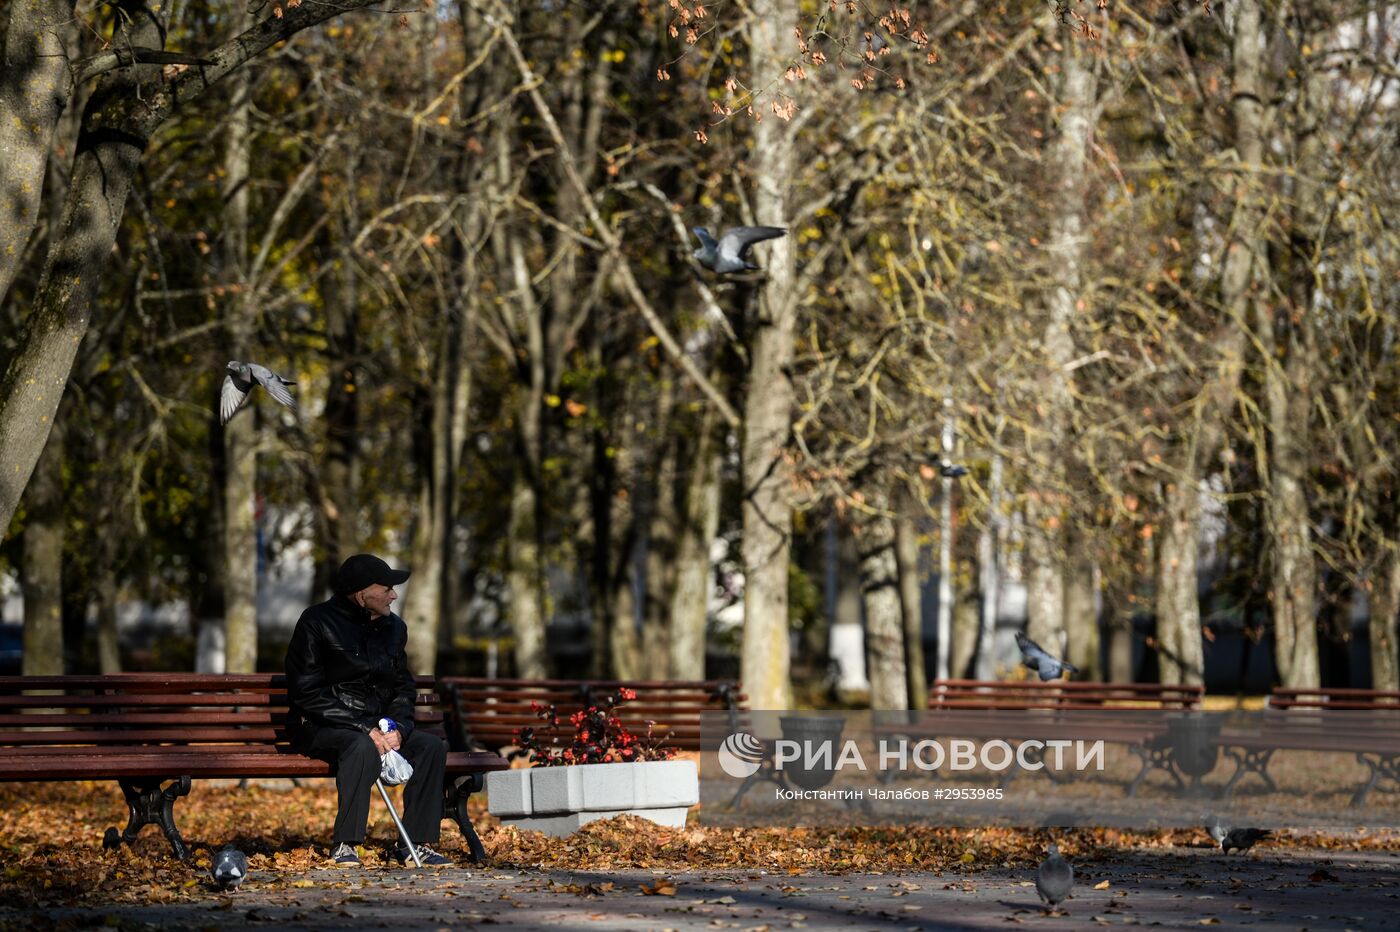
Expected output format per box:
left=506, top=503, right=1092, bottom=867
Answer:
left=1063, top=526, right=1100, bottom=680
left=0, top=0, right=74, bottom=302
left=1024, top=492, right=1066, bottom=658
left=0, top=81, right=145, bottom=534
left=221, top=18, right=258, bottom=674
left=858, top=486, right=907, bottom=710
left=1266, top=426, right=1321, bottom=685
left=402, top=386, right=449, bottom=674
left=1369, top=547, right=1400, bottom=691
left=222, top=410, right=258, bottom=673
left=95, top=565, right=122, bottom=674
left=1025, top=16, right=1096, bottom=665
left=951, top=584, right=981, bottom=681
left=317, top=208, right=362, bottom=596
left=642, top=381, right=679, bottom=679
left=1155, top=480, right=1204, bottom=686
left=194, top=414, right=228, bottom=673
left=739, top=0, right=799, bottom=711
left=588, top=413, right=620, bottom=679
left=504, top=198, right=549, bottom=676
left=1151, top=0, right=1267, bottom=689
left=975, top=450, right=1004, bottom=680
left=507, top=468, right=547, bottom=678
left=828, top=519, right=869, bottom=691
left=1108, top=608, right=1134, bottom=684
left=893, top=494, right=926, bottom=704
left=403, top=291, right=468, bottom=674
left=21, top=422, right=64, bottom=675
left=669, top=406, right=722, bottom=681
left=610, top=540, right=643, bottom=681
left=1260, top=25, right=1325, bottom=690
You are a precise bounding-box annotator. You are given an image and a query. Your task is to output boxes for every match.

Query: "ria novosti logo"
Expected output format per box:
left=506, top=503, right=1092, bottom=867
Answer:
left=717, top=732, right=765, bottom=778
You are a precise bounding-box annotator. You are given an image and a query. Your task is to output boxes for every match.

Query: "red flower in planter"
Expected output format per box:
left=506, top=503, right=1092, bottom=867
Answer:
left=511, top=687, right=676, bottom=767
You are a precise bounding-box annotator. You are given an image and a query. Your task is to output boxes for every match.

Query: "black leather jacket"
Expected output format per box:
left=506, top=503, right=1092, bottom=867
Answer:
left=284, top=594, right=417, bottom=742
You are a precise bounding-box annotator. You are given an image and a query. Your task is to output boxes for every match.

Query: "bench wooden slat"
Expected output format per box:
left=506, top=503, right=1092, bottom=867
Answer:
left=438, top=676, right=746, bottom=753
left=927, top=679, right=1203, bottom=712
left=0, top=749, right=506, bottom=782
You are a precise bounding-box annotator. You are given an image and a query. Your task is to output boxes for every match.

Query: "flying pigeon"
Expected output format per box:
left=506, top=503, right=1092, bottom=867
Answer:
left=1035, top=843, right=1074, bottom=909
left=1221, top=826, right=1272, bottom=855
left=1016, top=631, right=1079, bottom=681
left=211, top=845, right=248, bottom=891
left=220, top=360, right=296, bottom=425
left=692, top=226, right=787, bottom=274
left=1204, top=813, right=1228, bottom=846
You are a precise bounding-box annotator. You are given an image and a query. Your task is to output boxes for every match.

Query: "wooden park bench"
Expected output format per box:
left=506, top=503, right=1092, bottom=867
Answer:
left=0, top=673, right=509, bottom=861
left=439, top=677, right=746, bottom=755
left=1215, top=687, right=1400, bottom=806
left=879, top=679, right=1207, bottom=795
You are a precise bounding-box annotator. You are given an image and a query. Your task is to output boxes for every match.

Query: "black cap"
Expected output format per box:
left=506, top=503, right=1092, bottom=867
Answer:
left=334, top=554, right=411, bottom=595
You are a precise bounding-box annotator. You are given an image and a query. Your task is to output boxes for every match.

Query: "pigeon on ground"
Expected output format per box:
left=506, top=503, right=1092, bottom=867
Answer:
left=1204, top=813, right=1228, bottom=846
left=692, top=226, right=787, bottom=274
left=1035, top=843, right=1074, bottom=909
left=1221, top=826, right=1272, bottom=855
left=211, top=845, right=248, bottom=891
left=220, top=360, right=296, bottom=425
left=1016, top=631, right=1080, bottom=681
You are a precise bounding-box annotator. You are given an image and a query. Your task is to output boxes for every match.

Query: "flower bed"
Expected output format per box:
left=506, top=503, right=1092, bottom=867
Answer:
left=485, top=688, right=698, bottom=836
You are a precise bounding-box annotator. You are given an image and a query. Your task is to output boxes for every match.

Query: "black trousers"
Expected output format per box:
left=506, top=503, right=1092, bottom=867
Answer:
left=303, top=726, right=447, bottom=846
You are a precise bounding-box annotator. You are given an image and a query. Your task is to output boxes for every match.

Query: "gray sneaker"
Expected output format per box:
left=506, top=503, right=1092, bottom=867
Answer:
left=396, top=844, right=453, bottom=867
left=331, top=842, right=361, bottom=867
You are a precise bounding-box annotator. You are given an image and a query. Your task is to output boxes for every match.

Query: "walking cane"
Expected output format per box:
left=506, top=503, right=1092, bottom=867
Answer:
left=375, top=717, right=422, bottom=868
left=376, top=779, right=422, bottom=867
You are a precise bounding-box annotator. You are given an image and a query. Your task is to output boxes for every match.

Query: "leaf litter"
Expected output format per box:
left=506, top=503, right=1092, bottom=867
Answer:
left=1, top=782, right=1397, bottom=909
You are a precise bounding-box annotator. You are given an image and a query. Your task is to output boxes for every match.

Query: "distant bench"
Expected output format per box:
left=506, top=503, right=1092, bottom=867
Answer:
left=1216, top=687, right=1400, bottom=806
left=439, top=677, right=746, bottom=755
left=873, top=679, right=1206, bottom=795
left=0, top=674, right=508, bottom=861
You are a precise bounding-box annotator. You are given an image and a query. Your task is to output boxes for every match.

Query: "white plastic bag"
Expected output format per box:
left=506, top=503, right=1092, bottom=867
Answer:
left=380, top=748, right=414, bottom=785
left=377, top=717, right=414, bottom=785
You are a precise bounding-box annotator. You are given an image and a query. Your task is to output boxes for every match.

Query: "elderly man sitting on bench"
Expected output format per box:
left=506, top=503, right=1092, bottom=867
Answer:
left=285, top=553, right=451, bottom=867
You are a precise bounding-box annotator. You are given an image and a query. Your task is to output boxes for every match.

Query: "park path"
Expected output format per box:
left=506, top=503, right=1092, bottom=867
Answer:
left=3, top=845, right=1395, bottom=931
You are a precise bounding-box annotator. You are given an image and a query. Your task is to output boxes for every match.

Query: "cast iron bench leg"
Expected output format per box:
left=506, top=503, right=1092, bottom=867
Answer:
left=1126, top=745, right=1181, bottom=796
left=109, top=776, right=193, bottom=860
left=725, top=757, right=786, bottom=810
left=1220, top=747, right=1275, bottom=800
left=1352, top=753, right=1400, bottom=808
left=445, top=773, right=489, bottom=864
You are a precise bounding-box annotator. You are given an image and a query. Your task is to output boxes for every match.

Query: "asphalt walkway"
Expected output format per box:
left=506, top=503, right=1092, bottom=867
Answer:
left=3, top=845, right=1394, bottom=931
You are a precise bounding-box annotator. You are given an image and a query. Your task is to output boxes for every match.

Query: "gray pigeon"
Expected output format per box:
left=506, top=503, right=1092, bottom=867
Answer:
left=220, top=360, right=296, bottom=425
left=211, top=845, right=248, bottom=891
left=692, top=226, right=787, bottom=274
left=1221, top=826, right=1271, bottom=855
left=1204, top=813, right=1228, bottom=846
left=1035, top=842, right=1074, bottom=909
left=1016, top=631, right=1079, bottom=681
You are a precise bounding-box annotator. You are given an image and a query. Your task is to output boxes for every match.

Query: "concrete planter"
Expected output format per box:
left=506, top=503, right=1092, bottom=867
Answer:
left=486, top=759, right=698, bottom=836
